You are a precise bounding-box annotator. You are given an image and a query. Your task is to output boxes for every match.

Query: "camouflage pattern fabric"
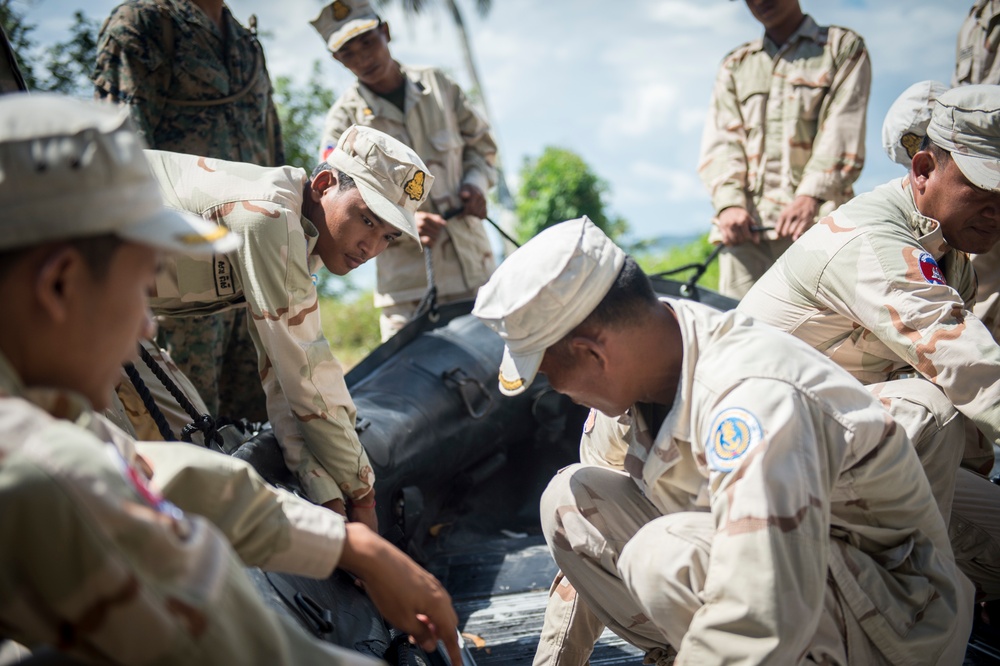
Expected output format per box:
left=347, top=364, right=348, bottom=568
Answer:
left=0, top=350, right=372, bottom=665
left=320, top=64, right=497, bottom=310
left=144, top=149, right=373, bottom=507
left=94, top=0, right=286, bottom=422
left=954, top=0, right=1000, bottom=87
left=538, top=298, right=970, bottom=665
left=698, top=15, right=870, bottom=297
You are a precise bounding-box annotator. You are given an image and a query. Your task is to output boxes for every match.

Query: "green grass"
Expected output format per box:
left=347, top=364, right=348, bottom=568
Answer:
left=634, top=233, right=720, bottom=292
left=319, top=291, right=380, bottom=371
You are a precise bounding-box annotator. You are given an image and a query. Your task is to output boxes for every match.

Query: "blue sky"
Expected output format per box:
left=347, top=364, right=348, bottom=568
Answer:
left=29, top=0, right=969, bottom=243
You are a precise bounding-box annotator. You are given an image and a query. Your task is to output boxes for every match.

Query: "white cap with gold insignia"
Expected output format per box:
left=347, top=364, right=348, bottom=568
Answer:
left=473, top=218, right=626, bottom=396
left=310, top=0, right=381, bottom=54
left=0, top=93, right=236, bottom=256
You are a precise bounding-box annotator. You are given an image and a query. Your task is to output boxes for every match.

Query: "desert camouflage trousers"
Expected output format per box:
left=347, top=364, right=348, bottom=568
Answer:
left=156, top=307, right=267, bottom=422
left=870, top=379, right=1000, bottom=598
left=717, top=236, right=795, bottom=299
left=534, top=464, right=890, bottom=666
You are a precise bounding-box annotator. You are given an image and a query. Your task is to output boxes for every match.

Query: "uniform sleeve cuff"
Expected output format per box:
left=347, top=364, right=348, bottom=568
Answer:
left=462, top=170, right=491, bottom=195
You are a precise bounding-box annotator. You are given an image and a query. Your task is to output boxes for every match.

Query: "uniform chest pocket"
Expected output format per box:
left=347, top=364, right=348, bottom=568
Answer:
left=737, top=80, right=770, bottom=131
left=427, top=130, right=464, bottom=158
left=788, top=77, right=830, bottom=122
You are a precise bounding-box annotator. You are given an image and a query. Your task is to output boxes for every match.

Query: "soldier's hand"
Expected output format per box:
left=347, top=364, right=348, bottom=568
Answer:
left=776, top=195, right=820, bottom=240
left=339, top=523, right=463, bottom=666
left=716, top=207, right=758, bottom=246
left=348, top=490, right=379, bottom=533
left=416, top=212, right=448, bottom=248
left=459, top=184, right=487, bottom=219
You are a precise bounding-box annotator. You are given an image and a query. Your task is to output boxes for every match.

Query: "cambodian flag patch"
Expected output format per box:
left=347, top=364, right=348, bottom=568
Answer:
left=706, top=408, right=763, bottom=473
left=321, top=142, right=336, bottom=161
left=918, top=251, right=946, bottom=285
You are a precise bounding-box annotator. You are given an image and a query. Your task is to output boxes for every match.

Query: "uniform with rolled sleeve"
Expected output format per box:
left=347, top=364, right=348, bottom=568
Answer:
left=94, top=0, right=285, bottom=422
left=739, top=176, right=1000, bottom=594
left=0, top=350, right=374, bottom=665
left=144, top=149, right=374, bottom=507
left=698, top=15, right=870, bottom=298
left=537, top=298, right=970, bottom=666
left=320, top=64, right=497, bottom=338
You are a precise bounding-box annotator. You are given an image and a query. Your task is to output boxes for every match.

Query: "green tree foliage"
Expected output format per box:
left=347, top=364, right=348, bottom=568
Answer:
left=273, top=60, right=336, bottom=172
left=515, top=146, right=627, bottom=243
left=634, top=233, right=720, bottom=292
left=0, top=2, right=98, bottom=95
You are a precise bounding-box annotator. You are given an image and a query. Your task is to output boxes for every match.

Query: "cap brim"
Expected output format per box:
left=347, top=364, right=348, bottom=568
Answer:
left=330, top=19, right=380, bottom=52
left=118, top=207, right=238, bottom=256
left=498, top=345, right=543, bottom=397
left=353, top=178, right=422, bottom=244
left=952, top=152, right=1000, bottom=193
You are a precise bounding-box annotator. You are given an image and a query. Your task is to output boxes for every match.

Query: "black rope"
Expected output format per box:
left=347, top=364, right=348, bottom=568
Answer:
left=123, top=361, right=176, bottom=441
left=135, top=343, right=221, bottom=446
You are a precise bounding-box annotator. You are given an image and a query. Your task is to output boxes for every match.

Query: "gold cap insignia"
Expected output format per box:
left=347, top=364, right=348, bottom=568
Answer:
left=177, top=226, right=228, bottom=245
left=498, top=370, right=524, bottom=392
left=333, top=0, right=351, bottom=21
left=901, top=132, right=922, bottom=160
left=404, top=171, right=426, bottom=201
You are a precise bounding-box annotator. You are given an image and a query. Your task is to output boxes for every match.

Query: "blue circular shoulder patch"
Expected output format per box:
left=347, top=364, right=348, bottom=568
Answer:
left=706, top=408, right=763, bottom=473
left=918, top=251, right=946, bottom=286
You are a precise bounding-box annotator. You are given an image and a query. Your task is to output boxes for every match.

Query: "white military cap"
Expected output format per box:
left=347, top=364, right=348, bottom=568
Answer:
left=310, top=0, right=381, bottom=53
left=882, top=80, right=948, bottom=168
left=927, top=84, right=1000, bottom=192
left=325, top=125, right=432, bottom=243
left=0, top=93, right=236, bottom=254
left=473, top=217, right=626, bottom=396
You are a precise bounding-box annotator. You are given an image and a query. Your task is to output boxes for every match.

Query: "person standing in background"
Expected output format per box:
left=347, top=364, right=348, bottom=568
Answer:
left=698, top=0, right=870, bottom=299
left=94, top=0, right=284, bottom=423
left=311, top=0, right=497, bottom=341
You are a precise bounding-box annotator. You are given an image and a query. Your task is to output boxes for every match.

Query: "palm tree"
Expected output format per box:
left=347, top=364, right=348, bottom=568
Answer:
left=374, top=0, right=516, bottom=217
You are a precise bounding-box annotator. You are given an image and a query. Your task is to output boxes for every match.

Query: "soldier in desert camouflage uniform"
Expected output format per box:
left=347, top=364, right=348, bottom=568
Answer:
left=144, top=125, right=433, bottom=532
left=699, top=0, right=870, bottom=298
left=0, top=93, right=463, bottom=666
left=953, top=1, right=1000, bottom=333
left=312, top=0, right=498, bottom=340
left=739, top=85, right=1000, bottom=596
left=94, top=0, right=285, bottom=422
left=473, top=218, right=971, bottom=666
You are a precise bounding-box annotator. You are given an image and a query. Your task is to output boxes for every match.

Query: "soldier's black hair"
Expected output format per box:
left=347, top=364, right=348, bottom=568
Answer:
left=920, top=135, right=952, bottom=164
left=0, top=234, right=122, bottom=282
left=310, top=163, right=357, bottom=192
left=575, top=256, right=658, bottom=333
left=546, top=256, right=657, bottom=361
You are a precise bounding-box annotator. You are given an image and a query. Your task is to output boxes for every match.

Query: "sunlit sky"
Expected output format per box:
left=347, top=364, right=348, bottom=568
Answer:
left=29, top=0, right=969, bottom=244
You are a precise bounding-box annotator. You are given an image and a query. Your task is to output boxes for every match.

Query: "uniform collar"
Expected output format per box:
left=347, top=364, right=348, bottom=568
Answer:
left=754, top=14, right=819, bottom=56
left=0, top=347, right=94, bottom=423
left=356, top=64, right=428, bottom=120
left=898, top=177, right=951, bottom=260
left=166, top=0, right=236, bottom=41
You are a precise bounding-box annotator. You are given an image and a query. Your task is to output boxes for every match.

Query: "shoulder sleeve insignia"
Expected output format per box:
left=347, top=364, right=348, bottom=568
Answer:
left=706, top=407, right=763, bottom=473
left=333, top=0, right=351, bottom=20
left=918, top=251, right=947, bottom=285
left=404, top=171, right=426, bottom=201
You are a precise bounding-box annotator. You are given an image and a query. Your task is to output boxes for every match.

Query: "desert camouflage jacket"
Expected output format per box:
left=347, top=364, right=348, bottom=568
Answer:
left=94, top=0, right=283, bottom=166
left=321, top=64, right=497, bottom=305
left=955, top=0, right=1000, bottom=86
left=736, top=177, right=1000, bottom=451
left=581, top=298, right=963, bottom=664
left=699, top=15, right=870, bottom=241
left=0, top=351, right=368, bottom=664
left=144, top=149, right=373, bottom=506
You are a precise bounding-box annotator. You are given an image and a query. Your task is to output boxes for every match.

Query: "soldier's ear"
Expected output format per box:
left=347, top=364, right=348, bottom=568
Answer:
left=910, top=151, right=935, bottom=191
left=381, top=22, right=391, bottom=43
left=310, top=169, right=336, bottom=200
left=34, top=245, right=83, bottom=325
